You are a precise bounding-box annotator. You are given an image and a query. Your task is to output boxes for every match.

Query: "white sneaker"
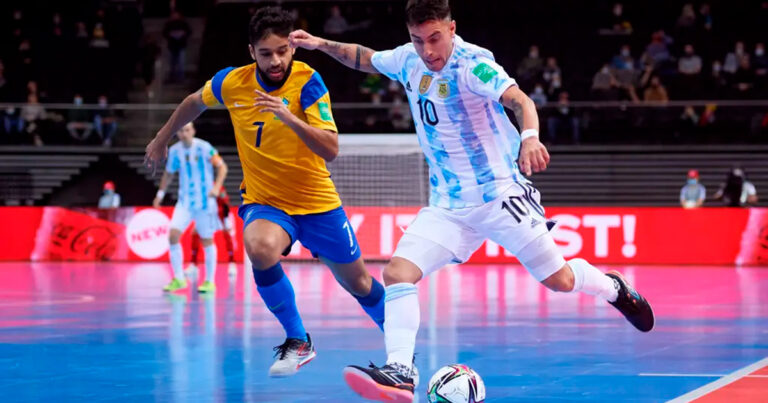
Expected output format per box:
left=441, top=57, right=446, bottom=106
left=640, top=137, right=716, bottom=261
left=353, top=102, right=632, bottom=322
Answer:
left=268, top=333, right=316, bottom=377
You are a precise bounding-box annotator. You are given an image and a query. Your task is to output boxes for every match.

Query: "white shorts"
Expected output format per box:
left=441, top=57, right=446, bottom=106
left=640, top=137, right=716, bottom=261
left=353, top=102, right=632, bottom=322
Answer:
left=170, top=204, right=219, bottom=239
left=393, top=182, right=565, bottom=281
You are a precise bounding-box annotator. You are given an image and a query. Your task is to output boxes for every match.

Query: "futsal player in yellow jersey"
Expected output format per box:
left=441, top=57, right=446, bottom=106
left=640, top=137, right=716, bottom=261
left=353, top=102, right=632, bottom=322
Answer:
left=145, top=7, right=386, bottom=378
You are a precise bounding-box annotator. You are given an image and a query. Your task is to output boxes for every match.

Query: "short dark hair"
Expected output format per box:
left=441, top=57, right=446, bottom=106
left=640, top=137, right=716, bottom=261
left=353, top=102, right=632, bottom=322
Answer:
left=248, top=6, right=294, bottom=44
left=405, top=0, right=451, bottom=26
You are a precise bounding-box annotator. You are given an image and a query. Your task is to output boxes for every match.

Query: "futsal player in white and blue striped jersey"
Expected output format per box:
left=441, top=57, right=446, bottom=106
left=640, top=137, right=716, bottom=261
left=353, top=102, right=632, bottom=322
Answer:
left=292, top=1, right=654, bottom=400
left=153, top=122, right=228, bottom=294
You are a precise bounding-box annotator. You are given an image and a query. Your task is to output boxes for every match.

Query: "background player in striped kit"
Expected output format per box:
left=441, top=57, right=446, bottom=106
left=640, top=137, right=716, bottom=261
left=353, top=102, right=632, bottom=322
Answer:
left=187, top=188, right=238, bottom=278
left=153, top=122, right=228, bottom=294
left=291, top=0, right=655, bottom=400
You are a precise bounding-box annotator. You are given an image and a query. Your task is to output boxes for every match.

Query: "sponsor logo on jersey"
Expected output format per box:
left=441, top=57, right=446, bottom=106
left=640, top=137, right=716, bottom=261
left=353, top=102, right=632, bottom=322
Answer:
left=318, top=102, right=332, bottom=121
left=472, top=62, right=498, bottom=83
left=405, top=81, right=412, bottom=92
left=419, top=74, right=433, bottom=94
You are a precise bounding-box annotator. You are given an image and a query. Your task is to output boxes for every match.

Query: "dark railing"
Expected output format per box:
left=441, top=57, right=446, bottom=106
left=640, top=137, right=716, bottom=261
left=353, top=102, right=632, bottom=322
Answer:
left=0, top=100, right=766, bottom=146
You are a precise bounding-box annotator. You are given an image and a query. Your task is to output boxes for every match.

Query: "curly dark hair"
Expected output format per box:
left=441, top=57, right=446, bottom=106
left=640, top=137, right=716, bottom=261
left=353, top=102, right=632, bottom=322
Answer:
left=405, top=0, right=451, bottom=26
left=248, top=6, right=294, bottom=44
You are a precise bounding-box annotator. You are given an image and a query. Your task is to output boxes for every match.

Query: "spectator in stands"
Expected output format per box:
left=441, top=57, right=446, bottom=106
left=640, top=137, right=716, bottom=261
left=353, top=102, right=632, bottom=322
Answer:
left=548, top=72, right=563, bottom=97
left=643, top=76, right=669, bottom=103
left=93, top=95, right=117, bottom=147
left=705, top=60, right=728, bottom=98
left=732, top=58, right=755, bottom=97
left=98, top=181, right=121, bottom=209
left=66, top=94, right=93, bottom=143
left=542, top=57, right=561, bottom=87
left=592, top=64, right=619, bottom=100
left=21, top=93, right=45, bottom=146
left=679, top=44, right=702, bottom=76
left=530, top=84, right=548, bottom=107
left=643, top=30, right=673, bottom=68
left=723, top=41, right=747, bottom=75
left=517, top=45, right=544, bottom=88
left=675, top=4, right=697, bottom=45
left=607, top=3, right=632, bottom=34
left=715, top=167, right=758, bottom=207
left=680, top=169, right=706, bottom=208
left=753, top=43, right=768, bottom=90
left=676, top=4, right=696, bottom=29
left=612, top=45, right=635, bottom=70
left=163, top=11, right=191, bottom=83
left=90, top=23, right=109, bottom=49
left=324, top=5, right=349, bottom=36
left=546, top=91, right=580, bottom=144
left=698, top=3, right=713, bottom=32
left=678, top=44, right=702, bottom=98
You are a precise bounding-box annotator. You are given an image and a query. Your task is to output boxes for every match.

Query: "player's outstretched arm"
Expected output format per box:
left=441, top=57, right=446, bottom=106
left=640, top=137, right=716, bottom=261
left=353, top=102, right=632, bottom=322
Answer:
left=145, top=89, right=208, bottom=173
left=289, top=30, right=378, bottom=73
left=501, top=86, right=550, bottom=176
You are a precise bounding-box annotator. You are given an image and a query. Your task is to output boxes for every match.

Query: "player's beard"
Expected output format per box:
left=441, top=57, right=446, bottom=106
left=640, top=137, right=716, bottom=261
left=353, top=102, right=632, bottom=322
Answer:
left=257, top=60, right=293, bottom=88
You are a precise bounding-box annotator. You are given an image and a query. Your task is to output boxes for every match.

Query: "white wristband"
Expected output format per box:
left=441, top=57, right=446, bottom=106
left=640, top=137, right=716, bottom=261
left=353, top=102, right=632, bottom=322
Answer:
left=156, top=190, right=166, bottom=199
left=520, top=129, right=539, bottom=141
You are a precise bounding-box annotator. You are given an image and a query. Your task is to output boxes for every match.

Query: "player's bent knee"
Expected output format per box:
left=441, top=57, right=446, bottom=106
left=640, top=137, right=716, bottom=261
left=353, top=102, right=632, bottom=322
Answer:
left=200, top=238, right=214, bottom=247
left=383, top=258, right=422, bottom=286
left=540, top=264, right=575, bottom=292
left=245, top=236, right=283, bottom=269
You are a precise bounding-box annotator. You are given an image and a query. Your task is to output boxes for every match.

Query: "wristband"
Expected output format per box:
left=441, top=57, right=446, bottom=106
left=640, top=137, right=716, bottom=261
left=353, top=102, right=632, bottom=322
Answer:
left=520, top=129, right=539, bottom=141
left=156, top=189, right=166, bottom=199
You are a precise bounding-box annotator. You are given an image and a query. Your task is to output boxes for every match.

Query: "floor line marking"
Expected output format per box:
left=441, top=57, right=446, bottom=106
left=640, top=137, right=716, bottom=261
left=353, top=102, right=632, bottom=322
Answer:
left=667, top=356, right=768, bottom=402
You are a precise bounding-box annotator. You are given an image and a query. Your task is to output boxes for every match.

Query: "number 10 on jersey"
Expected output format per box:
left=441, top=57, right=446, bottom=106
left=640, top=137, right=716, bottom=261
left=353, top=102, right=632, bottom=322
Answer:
left=417, top=97, right=439, bottom=126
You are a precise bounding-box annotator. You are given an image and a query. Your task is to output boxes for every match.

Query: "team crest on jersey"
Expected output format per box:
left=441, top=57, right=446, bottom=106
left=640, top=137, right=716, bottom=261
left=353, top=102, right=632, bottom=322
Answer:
left=418, top=74, right=433, bottom=94
left=437, top=80, right=450, bottom=98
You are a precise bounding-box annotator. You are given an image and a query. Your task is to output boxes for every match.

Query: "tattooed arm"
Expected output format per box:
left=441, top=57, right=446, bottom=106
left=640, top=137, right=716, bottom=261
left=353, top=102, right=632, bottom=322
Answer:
left=289, top=29, right=378, bottom=73
left=500, top=85, right=539, bottom=133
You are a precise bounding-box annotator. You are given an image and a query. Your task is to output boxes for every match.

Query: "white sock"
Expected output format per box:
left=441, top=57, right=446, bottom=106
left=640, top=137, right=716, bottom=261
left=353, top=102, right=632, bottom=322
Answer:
left=568, top=258, right=618, bottom=302
left=384, top=283, right=420, bottom=368
left=169, top=243, right=184, bottom=280
left=204, top=244, right=217, bottom=283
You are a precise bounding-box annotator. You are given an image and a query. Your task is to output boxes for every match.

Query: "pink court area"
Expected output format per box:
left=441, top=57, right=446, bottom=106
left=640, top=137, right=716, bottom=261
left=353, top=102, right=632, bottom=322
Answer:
left=0, top=262, right=766, bottom=402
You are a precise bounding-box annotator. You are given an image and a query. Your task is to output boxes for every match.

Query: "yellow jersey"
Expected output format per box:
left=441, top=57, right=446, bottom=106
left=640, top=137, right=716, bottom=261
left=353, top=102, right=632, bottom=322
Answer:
left=201, top=61, right=341, bottom=215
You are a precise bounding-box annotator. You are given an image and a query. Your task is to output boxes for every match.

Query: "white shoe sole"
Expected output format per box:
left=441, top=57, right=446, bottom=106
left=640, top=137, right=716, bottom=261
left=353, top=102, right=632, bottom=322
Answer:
left=268, top=350, right=316, bottom=378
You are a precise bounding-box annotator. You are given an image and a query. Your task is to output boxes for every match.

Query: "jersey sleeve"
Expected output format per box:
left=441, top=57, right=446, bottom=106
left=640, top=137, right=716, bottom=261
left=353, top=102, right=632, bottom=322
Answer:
left=464, top=57, right=516, bottom=102
left=201, top=67, right=235, bottom=107
left=165, top=148, right=180, bottom=174
left=300, top=72, right=338, bottom=132
left=371, top=44, right=413, bottom=83
left=207, top=143, right=223, bottom=166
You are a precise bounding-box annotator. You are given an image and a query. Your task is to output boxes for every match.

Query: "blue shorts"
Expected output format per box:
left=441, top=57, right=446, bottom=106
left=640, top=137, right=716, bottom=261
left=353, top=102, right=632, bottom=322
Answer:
left=238, top=204, right=361, bottom=264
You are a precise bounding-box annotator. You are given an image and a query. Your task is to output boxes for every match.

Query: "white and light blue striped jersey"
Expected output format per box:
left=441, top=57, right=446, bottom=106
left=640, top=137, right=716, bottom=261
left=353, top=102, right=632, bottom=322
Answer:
left=372, top=35, right=523, bottom=209
left=165, top=138, right=220, bottom=212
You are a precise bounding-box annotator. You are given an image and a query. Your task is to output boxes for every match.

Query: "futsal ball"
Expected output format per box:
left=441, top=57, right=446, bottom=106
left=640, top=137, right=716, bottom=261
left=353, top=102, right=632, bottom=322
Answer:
left=426, top=364, right=486, bottom=403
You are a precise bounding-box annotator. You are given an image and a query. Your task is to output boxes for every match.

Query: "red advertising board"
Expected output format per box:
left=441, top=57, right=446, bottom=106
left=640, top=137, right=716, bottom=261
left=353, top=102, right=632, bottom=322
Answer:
left=1, top=207, right=766, bottom=265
